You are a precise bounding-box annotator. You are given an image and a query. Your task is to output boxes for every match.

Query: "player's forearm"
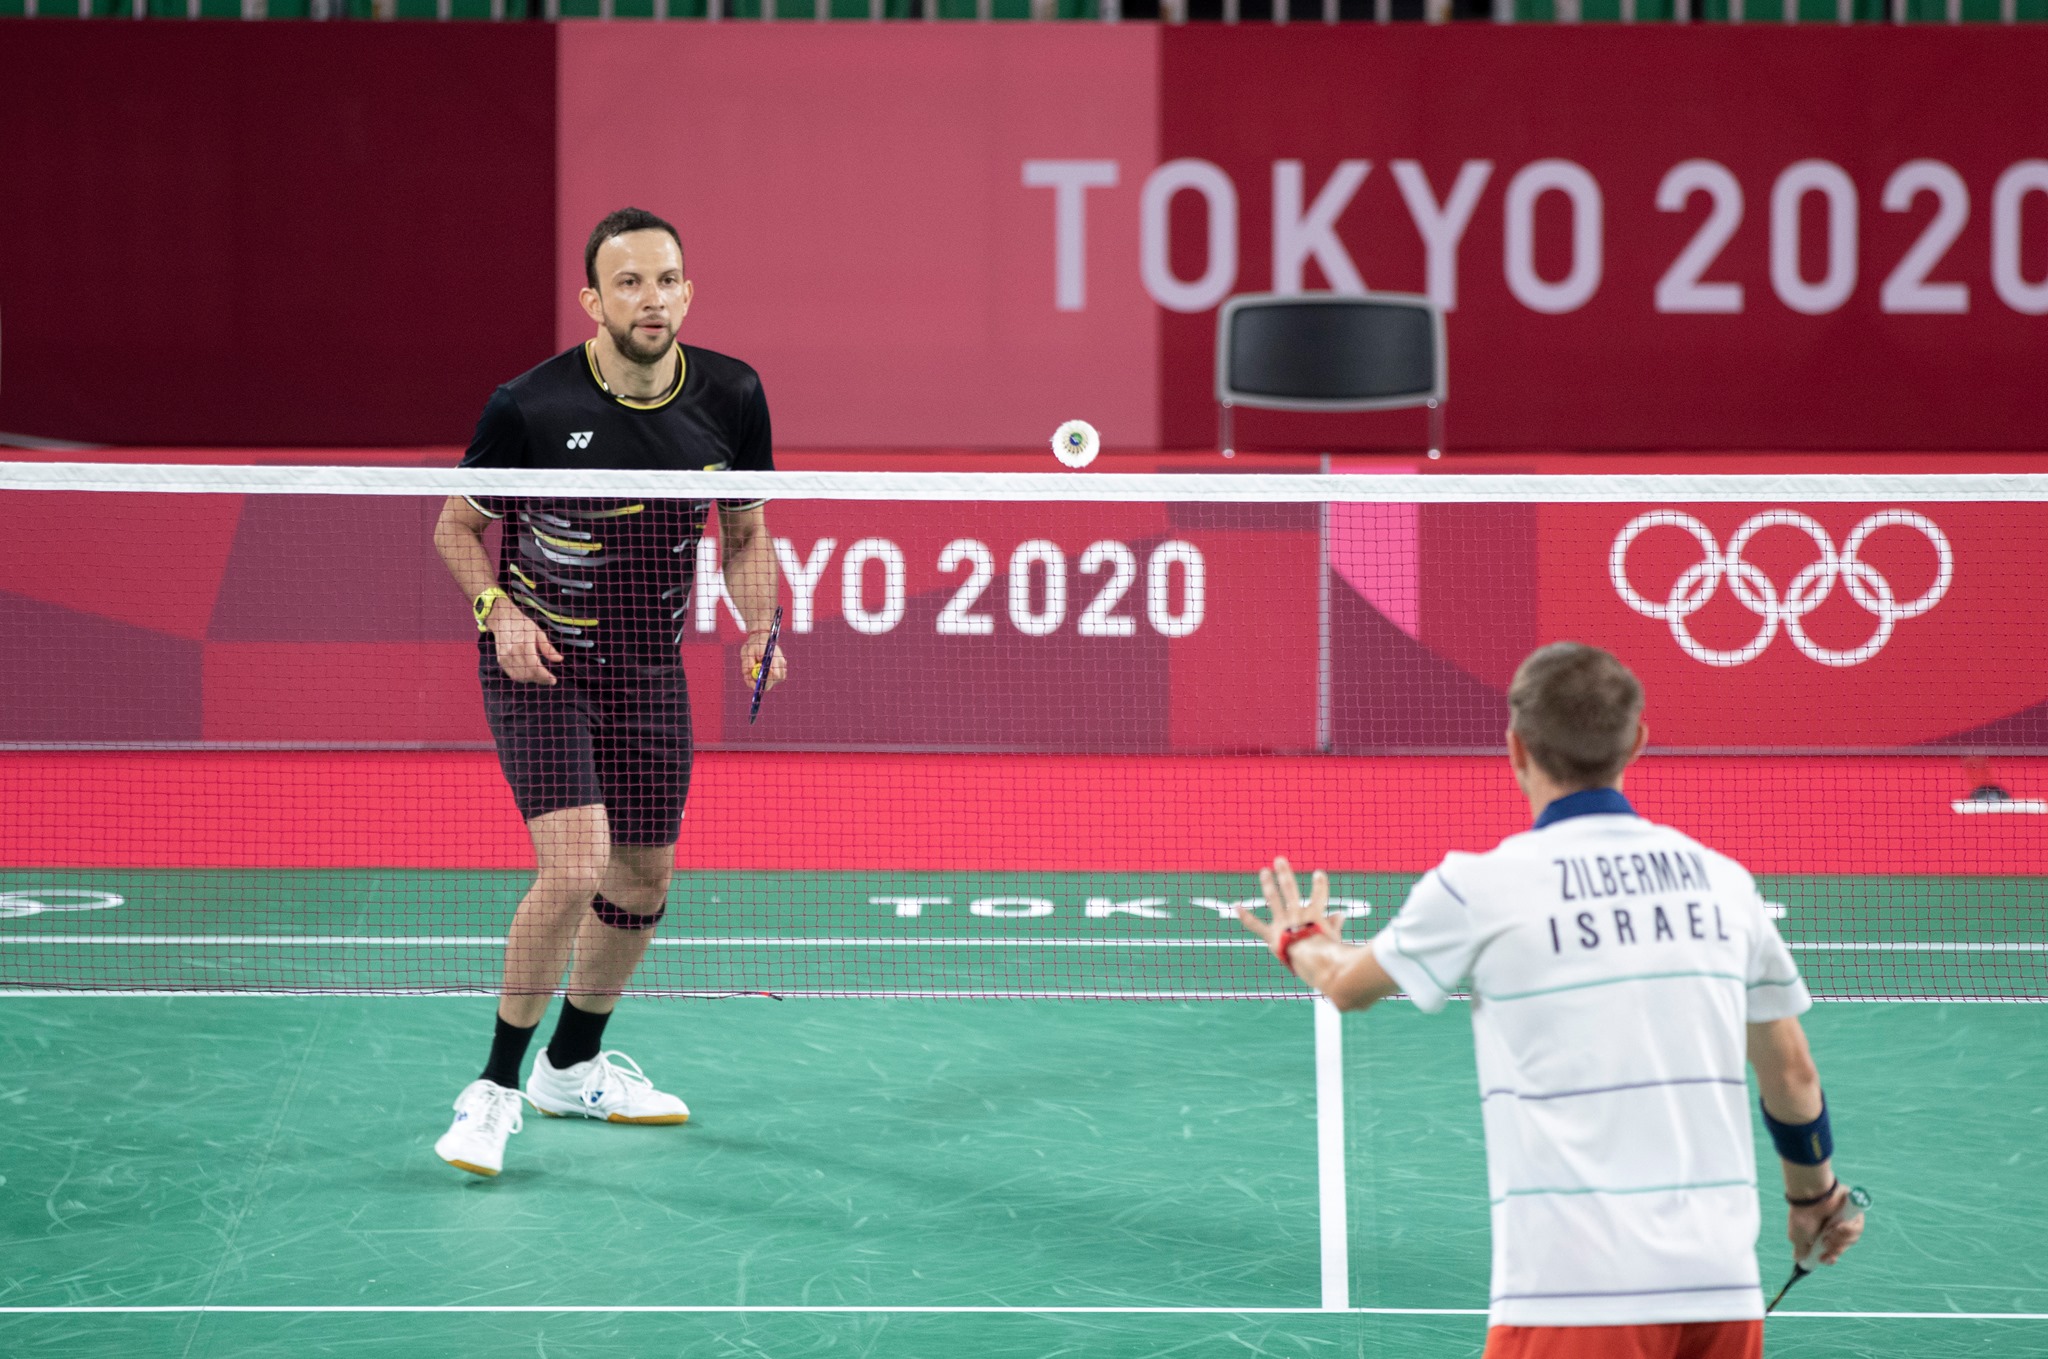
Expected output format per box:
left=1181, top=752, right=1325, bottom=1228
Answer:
left=433, top=499, right=498, bottom=601
left=720, top=520, right=780, bottom=634
left=1750, top=1018, right=1823, bottom=1122
left=1286, top=936, right=1346, bottom=997
left=1749, top=1017, right=1834, bottom=1196
left=1287, top=935, right=1397, bottom=1013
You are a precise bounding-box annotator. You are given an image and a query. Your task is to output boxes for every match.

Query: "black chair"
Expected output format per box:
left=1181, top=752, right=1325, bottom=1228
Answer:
left=1214, top=292, right=1446, bottom=459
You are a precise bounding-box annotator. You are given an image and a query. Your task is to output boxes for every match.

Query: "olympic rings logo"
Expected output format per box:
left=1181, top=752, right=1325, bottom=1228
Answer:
left=1609, top=510, right=1953, bottom=668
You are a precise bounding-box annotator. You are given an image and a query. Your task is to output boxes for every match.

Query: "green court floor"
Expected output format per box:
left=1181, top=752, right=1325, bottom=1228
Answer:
left=1, top=997, right=2043, bottom=1357
left=2, top=869, right=2042, bottom=997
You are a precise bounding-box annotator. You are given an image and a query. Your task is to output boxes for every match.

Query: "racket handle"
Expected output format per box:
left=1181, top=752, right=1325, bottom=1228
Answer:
left=1797, top=1185, right=1870, bottom=1271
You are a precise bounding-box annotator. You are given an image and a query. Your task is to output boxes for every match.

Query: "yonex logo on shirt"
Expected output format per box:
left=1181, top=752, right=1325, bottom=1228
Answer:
left=566, top=431, right=594, bottom=449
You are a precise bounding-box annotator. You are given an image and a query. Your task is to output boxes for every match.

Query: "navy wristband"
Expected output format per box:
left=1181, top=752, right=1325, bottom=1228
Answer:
left=1761, top=1095, right=1833, bottom=1166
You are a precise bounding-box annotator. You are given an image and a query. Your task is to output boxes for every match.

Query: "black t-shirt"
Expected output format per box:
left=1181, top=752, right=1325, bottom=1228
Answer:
left=461, top=341, right=774, bottom=667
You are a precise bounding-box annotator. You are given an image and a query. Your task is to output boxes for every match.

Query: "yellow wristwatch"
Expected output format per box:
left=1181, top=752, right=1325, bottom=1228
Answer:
left=473, top=586, right=510, bottom=632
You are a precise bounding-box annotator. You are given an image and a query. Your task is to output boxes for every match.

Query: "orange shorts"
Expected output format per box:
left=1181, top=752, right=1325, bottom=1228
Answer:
left=1483, top=1320, right=1762, bottom=1359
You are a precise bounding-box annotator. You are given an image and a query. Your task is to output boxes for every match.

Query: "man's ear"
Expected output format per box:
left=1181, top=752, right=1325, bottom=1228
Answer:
left=1627, top=719, right=1649, bottom=767
left=579, top=286, right=604, bottom=325
left=1507, top=727, right=1530, bottom=776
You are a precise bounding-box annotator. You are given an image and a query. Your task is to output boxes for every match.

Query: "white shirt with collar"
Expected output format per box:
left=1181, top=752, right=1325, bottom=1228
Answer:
left=1369, top=788, right=1812, bottom=1328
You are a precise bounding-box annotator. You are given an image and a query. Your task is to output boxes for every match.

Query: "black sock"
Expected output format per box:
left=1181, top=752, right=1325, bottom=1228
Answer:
left=546, top=998, right=613, bottom=1070
left=481, top=1013, right=538, bottom=1090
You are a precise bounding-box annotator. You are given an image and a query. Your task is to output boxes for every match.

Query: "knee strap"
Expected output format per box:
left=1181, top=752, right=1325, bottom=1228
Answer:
left=591, top=893, right=666, bottom=931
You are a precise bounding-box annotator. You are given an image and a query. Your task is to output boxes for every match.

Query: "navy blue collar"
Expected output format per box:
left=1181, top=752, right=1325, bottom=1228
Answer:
left=1534, top=787, right=1636, bottom=829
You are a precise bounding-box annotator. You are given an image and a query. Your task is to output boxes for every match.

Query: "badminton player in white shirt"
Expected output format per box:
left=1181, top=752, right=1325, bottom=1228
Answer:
left=1240, top=642, right=1863, bottom=1359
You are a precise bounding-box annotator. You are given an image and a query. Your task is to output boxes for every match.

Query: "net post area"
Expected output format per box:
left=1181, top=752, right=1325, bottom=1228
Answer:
left=0, top=464, right=2042, bottom=1001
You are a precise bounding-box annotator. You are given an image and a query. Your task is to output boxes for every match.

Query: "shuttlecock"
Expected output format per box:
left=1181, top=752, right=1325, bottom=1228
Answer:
left=1052, top=420, right=1100, bottom=469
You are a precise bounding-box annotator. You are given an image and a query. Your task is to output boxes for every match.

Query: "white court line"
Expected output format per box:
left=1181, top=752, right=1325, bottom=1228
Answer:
left=0, top=1304, right=2039, bottom=1319
left=1792, top=942, right=2048, bottom=953
left=0, top=935, right=1268, bottom=948
left=1, top=1305, right=1440, bottom=1316
left=1778, top=1311, right=2048, bottom=1320
left=2, top=990, right=2041, bottom=1003
left=2, top=936, right=2040, bottom=952
left=0, top=988, right=1306, bottom=1001
left=1314, top=997, right=1351, bottom=1312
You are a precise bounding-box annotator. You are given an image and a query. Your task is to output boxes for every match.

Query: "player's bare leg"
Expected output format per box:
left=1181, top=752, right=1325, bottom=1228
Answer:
left=563, top=842, right=675, bottom=1013
left=435, top=804, right=614, bottom=1175
left=526, top=838, right=688, bottom=1125
left=437, top=808, right=683, bottom=1172
left=497, top=805, right=613, bottom=1028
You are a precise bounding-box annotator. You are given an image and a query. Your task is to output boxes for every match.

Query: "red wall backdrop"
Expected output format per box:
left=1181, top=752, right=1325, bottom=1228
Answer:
left=0, top=481, right=1318, bottom=755
left=0, top=25, right=556, bottom=447
left=4, top=471, right=2045, bottom=753
left=1323, top=482, right=2048, bottom=753
left=2, top=25, right=2044, bottom=450
left=1158, top=28, right=2048, bottom=451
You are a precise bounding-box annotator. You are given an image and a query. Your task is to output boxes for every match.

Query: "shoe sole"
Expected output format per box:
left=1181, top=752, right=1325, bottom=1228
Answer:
left=536, top=1107, right=688, bottom=1126
left=442, top=1157, right=500, bottom=1177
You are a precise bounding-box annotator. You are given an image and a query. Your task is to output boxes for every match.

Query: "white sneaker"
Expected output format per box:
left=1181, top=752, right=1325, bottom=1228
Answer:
left=526, top=1049, right=690, bottom=1125
left=434, top=1079, right=525, bottom=1177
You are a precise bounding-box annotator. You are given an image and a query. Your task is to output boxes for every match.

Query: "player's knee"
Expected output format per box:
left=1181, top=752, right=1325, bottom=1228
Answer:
left=535, top=857, right=607, bottom=906
left=612, top=864, right=673, bottom=904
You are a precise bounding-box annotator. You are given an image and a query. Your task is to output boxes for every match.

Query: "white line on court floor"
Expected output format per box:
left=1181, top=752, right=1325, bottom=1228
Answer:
left=0, top=935, right=1272, bottom=948
left=0, top=988, right=1310, bottom=1000
left=1314, top=996, right=1350, bottom=1312
left=3, top=990, right=2041, bottom=1003
left=0, top=1305, right=2041, bottom=1319
left=3, top=936, right=2040, bottom=951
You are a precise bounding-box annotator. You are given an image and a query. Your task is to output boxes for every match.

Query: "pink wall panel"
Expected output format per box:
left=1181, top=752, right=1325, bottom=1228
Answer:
left=202, top=643, right=489, bottom=745
left=0, top=493, right=243, bottom=641
left=557, top=24, right=1162, bottom=451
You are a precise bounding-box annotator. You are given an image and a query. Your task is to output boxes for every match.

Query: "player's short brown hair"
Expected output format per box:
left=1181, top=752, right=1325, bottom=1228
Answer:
left=585, top=207, right=684, bottom=289
left=1508, top=642, right=1644, bottom=788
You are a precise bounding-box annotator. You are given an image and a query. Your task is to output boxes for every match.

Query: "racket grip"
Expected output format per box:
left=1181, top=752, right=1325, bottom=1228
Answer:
left=1797, top=1186, right=1870, bottom=1271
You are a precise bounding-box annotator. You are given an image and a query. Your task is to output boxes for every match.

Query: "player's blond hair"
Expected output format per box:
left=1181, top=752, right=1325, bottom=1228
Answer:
left=1508, top=642, right=1644, bottom=788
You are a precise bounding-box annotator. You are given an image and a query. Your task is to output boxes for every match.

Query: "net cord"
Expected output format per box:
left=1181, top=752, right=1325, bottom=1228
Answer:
left=2, top=463, right=2046, bottom=503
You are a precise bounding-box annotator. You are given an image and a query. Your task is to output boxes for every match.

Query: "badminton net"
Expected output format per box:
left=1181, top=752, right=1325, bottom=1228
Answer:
left=0, top=463, right=2041, bottom=1000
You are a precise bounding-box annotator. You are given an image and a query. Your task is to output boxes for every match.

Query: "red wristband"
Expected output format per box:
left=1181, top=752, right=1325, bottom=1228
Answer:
left=1274, top=923, right=1327, bottom=974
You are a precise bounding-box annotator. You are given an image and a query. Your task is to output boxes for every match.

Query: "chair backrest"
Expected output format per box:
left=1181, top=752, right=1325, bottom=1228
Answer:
left=1215, top=292, right=1445, bottom=412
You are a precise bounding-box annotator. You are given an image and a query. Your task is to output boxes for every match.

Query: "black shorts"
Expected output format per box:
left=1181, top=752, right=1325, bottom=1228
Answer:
left=479, top=659, right=694, bottom=846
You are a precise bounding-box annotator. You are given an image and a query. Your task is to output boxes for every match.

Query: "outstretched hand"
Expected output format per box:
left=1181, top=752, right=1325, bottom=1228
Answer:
left=1237, top=857, right=1341, bottom=951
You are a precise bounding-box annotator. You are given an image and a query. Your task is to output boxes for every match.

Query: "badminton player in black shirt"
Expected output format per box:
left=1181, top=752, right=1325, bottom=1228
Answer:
left=431, top=207, right=786, bottom=1177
